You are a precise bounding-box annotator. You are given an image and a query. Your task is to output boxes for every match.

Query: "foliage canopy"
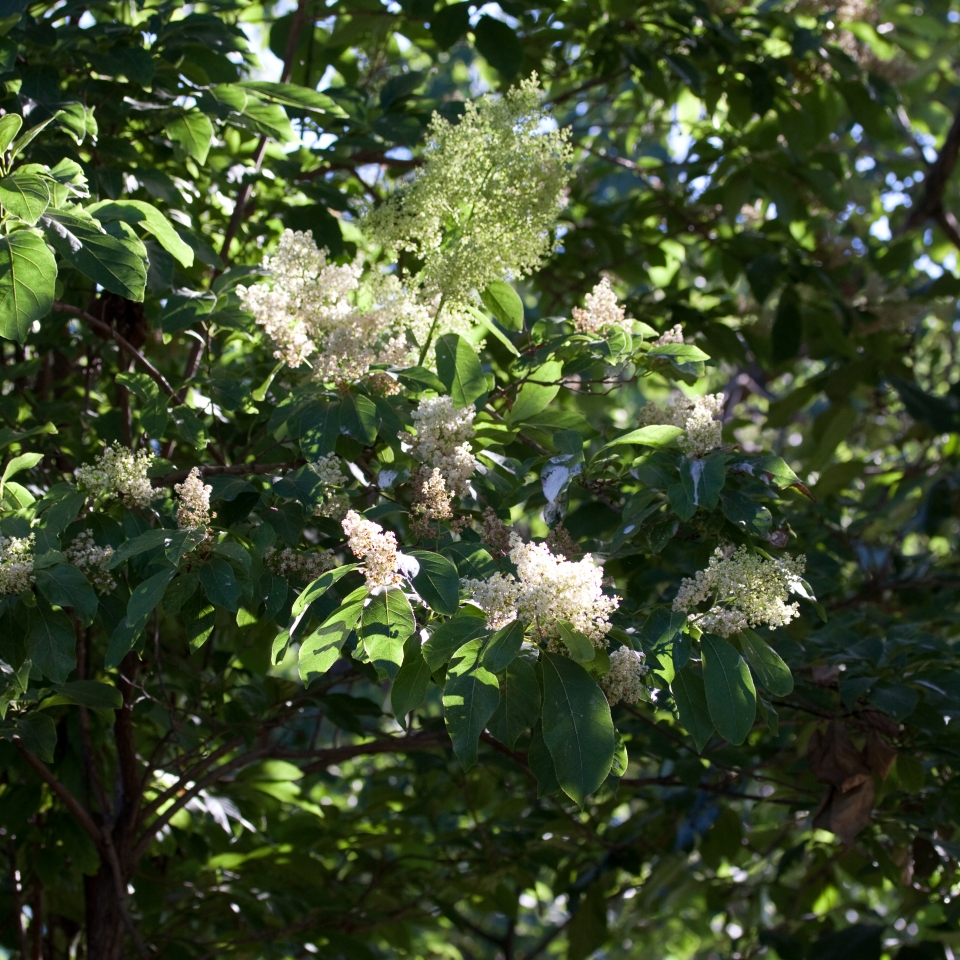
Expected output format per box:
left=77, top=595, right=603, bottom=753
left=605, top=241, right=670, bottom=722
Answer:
left=0, top=1, right=959, bottom=959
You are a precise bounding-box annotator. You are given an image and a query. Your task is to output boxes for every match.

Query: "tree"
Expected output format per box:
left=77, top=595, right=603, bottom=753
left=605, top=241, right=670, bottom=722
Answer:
left=0, top=1, right=957, bottom=959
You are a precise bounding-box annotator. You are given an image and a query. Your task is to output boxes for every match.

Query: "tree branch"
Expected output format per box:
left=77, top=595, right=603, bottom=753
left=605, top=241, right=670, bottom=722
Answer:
left=52, top=302, right=177, bottom=400
left=903, top=107, right=960, bottom=233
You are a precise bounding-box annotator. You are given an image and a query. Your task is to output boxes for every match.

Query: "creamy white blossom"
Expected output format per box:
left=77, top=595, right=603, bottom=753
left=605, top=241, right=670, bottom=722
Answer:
left=466, top=533, right=619, bottom=646
left=363, top=76, right=572, bottom=305
left=409, top=395, right=477, bottom=497
left=238, top=231, right=419, bottom=384
left=310, top=456, right=350, bottom=519
left=638, top=393, right=724, bottom=458
left=63, top=531, right=115, bottom=593
left=652, top=324, right=685, bottom=346
left=342, top=510, right=403, bottom=590
left=0, top=534, right=34, bottom=594
left=601, top=646, right=649, bottom=705
left=266, top=546, right=337, bottom=582
left=74, top=444, right=156, bottom=508
left=673, top=545, right=807, bottom=637
left=174, top=468, right=214, bottom=530
left=572, top=278, right=624, bottom=334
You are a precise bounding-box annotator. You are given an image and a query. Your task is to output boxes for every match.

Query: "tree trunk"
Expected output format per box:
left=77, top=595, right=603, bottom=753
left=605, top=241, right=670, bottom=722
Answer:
left=83, top=866, right=127, bottom=960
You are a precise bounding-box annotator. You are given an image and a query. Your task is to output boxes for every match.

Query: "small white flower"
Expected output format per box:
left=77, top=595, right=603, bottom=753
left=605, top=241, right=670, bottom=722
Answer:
left=673, top=545, right=807, bottom=637
left=341, top=510, right=403, bottom=590
left=572, top=278, right=625, bottom=334
left=265, top=546, right=337, bottom=582
left=174, top=468, right=214, bottom=530
left=0, top=533, right=35, bottom=595
left=74, top=444, right=156, bottom=508
left=63, top=531, right=115, bottom=592
left=409, top=395, right=477, bottom=497
left=601, top=646, right=649, bottom=705
left=466, top=533, right=619, bottom=646
left=638, top=393, right=724, bottom=458
left=652, top=324, right=685, bottom=346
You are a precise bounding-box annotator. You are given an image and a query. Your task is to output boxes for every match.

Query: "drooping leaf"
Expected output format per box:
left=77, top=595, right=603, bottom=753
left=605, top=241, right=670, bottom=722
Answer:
left=480, top=281, right=524, bottom=331
left=45, top=680, right=122, bottom=710
left=27, top=602, right=76, bottom=684
left=409, top=550, right=460, bottom=616
left=88, top=200, right=194, bottom=267
left=298, top=589, right=365, bottom=685
left=442, top=637, right=500, bottom=769
left=16, top=712, right=56, bottom=762
left=541, top=652, right=615, bottom=807
left=487, top=649, right=540, bottom=749
left=391, top=633, right=431, bottom=729
left=200, top=558, right=242, bottom=612
left=361, top=588, right=414, bottom=680
left=35, top=562, right=99, bottom=624
left=422, top=614, right=489, bottom=671
left=436, top=333, right=486, bottom=408
left=739, top=629, right=794, bottom=697
left=671, top=665, right=714, bottom=753
left=701, top=633, right=757, bottom=745
left=0, top=230, right=57, bottom=342
left=482, top=619, right=525, bottom=673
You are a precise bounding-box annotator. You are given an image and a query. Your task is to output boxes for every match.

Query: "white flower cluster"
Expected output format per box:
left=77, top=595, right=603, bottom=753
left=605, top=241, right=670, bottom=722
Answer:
left=0, top=534, right=34, bottom=595
left=652, top=324, right=685, bottom=345
left=673, top=545, right=807, bottom=638
left=238, top=231, right=417, bottom=384
left=63, top=531, right=115, bottom=592
left=572, top=278, right=624, bottom=334
left=174, top=468, right=214, bottom=530
left=637, top=393, right=724, bottom=458
left=265, top=546, right=337, bottom=582
left=410, top=467, right=453, bottom=537
left=74, top=444, right=156, bottom=508
left=363, top=76, right=573, bottom=305
left=310, top=455, right=349, bottom=520
left=466, top=533, right=619, bottom=645
left=409, top=395, right=477, bottom=497
left=601, top=646, right=649, bottom=705
left=342, top=510, right=402, bottom=590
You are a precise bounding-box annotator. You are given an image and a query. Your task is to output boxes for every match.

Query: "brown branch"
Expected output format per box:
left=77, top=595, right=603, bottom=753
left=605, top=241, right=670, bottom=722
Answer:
left=218, top=0, right=309, bottom=263
left=904, top=107, right=960, bottom=233
left=53, top=302, right=178, bottom=400
left=15, top=741, right=103, bottom=852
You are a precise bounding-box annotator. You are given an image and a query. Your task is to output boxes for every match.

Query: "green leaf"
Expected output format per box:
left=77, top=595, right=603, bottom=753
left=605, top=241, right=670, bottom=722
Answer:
left=409, top=550, right=460, bottom=616
left=482, top=619, right=525, bottom=673
left=541, top=652, right=616, bottom=807
left=397, top=366, right=447, bottom=394
left=442, top=637, right=500, bottom=769
left=35, top=562, right=98, bottom=624
left=299, top=401, right=340, bottom=458
left=488, top=649, right=540, bottom=749
left=739, top=629, right=794, bottom=697
left=431, top=1, right=470, bottom=48
left=701, top=634, right=756, bottom=745
left=183, top=594, right=216, bottom=652
left=27, top=603, right=76, bottom=684
left=557, top=621, right=596, bottom=662
left=290, top=564, right=357, bottom=626
left=340, top=392, right=379, bottom=444
left=679, top=452, right=725, bottom=511
left=465, top=304, right=520, bottom=356
left=107, top=568, right=176, bottom=668
left=0, top=230, right=57, bottom=343
left=236, top=81, right=345, bottom=115
left=422, top=614, right=489, bottom=671
left=200, top=558, right=241, bottom=612
left=671, top=665, right=714, bottom=753
left=0, top=113, right=22, bottom=153
left=42, top=209, right=146, bottom=301
left=473, top=14, right=523, bottom=79
left=87, top=200, right=194, bottom=267
left=298, top=589, right=365, bottom=685
left=480, top=281, right=524, bottom=331
left=391, top=633, right=431, bottom=729
left=0, top=174, right=49, bottom=224
left=528, top=721, right=561, bottom=797
left=598, top=424, right=684, bottom=453
left=17, top=713, right=56, bottom=762
left=510, top=360, right=563, bottom=423
left=166, top=110, right=214, bottom=164
left=361, top=588, right=415, bottom=680
left=106, top=529, right=170, bottom=569
left=2, top=451, right=42, bottom=482
left=46, top=680, right=122, bottom=710
left=436, top=333, right=486, bottom=408
left=443, top=542, right=498, bottom=581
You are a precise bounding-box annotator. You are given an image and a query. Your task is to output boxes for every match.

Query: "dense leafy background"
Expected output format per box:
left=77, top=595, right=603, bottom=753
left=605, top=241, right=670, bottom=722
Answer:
left=0, top=1, right=959, bottom=959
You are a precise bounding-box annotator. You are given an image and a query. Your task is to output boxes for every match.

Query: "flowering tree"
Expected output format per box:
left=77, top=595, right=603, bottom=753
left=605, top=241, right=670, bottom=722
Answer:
left=0, top=1, right=958, bottom=958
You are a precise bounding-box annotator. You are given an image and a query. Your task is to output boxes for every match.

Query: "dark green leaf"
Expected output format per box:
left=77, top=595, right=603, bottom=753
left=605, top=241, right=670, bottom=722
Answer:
left=391, top=633, right=431, bottom=728
left=340, top=392, right=379, bottom=444
left=166, top=111, right=214, bottom=163
left=480, top=281, right=524, bottom=331
left=47, top=680, right=122, bottom=710
left=409, top=550, right=460, bottom=615
left=361, top=588, right=414, bottom=680
left=473, top=15, right=523, bottom=79
left=701, top=634, right=756, bottom=745
left=0, top=230, right=56, bottom=343
left=541, top=652, right=615, bottom=807
left=482, top=619, right=525, bottom=673
left=298, top=589, right=365, bottom=684
left=35, top=562, right=98, bottom=624
left=17, top=713, right=56, bottom=762
left=27, top=603, right=76, bottom=684
left=200, top=558, right=241, bottom=612
left=436, top=333, right=486, bottom=408
left=442, top=637, right=500, bottom=769
left=422, top=614, right=489, bottom=671
left=528, top=721, right=561, bottom=797
left=739, top=629, right=794, bottom=697
left=671, top=665, right=714, bottom=753
left=679, top=451, right=725, bottom=511
left=488, top=649, right=540, bottom=749
left=510, top=360, right=562, bottom=423
left=557, top=622, right=596, bottom=662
